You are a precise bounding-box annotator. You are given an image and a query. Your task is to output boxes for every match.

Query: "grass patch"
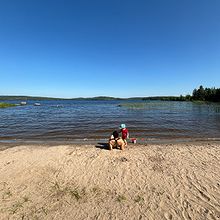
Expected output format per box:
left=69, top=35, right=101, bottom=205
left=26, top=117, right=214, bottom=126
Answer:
left=134, top=195, right=144, bottom=203
left=119, top=101, right=174, bottom=110
left=23, top=196, right=30, bottom=203
left=119, top=102, right=146, bottom=109
left=2, top=189, right=12, bottom=199
left=192, top=100, right=208, bottom=105
left=9, top=197, right=29, bottom=215
left=0, top=102, right=17, bottom=108
left=50, top=181, right=87, bottom=202
left=10, top=201, right=23, bottom=214
left=117, top=194, right=127, bottom=202
left=91, top=186, right=102, bottom=195
left=69, top=188, right=82, bottom=201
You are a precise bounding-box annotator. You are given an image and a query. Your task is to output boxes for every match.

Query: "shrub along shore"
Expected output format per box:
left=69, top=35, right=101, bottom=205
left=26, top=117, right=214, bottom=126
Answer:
left=0, top=102, right=17, bottom=108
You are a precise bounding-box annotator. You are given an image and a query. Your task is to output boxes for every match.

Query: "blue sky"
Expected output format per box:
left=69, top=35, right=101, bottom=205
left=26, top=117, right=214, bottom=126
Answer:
left=0, top=0, right=219, bottom=98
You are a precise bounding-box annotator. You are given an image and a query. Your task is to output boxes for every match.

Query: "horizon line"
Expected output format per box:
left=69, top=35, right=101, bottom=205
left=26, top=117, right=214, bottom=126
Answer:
left=0, top=94, right=187, bottom=99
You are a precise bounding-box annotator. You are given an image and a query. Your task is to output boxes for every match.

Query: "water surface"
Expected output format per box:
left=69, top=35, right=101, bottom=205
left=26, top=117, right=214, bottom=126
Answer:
left=0, top=100, right=220, bottom=143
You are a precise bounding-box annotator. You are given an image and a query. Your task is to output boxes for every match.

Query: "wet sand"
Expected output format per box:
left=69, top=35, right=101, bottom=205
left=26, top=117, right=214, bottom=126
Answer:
left=0, top=142, right=220, bottom=220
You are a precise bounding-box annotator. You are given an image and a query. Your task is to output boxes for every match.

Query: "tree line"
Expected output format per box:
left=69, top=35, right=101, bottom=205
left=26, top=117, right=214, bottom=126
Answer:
left=142, top=86, right=220, bottom=102
left=1, top=86, right=220, bottom=102
left=192, top=86, right=220, bottom=102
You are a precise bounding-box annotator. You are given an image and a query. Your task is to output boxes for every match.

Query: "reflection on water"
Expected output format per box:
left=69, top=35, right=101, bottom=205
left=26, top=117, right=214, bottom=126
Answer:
left=0, top=100, right=220, bottom=142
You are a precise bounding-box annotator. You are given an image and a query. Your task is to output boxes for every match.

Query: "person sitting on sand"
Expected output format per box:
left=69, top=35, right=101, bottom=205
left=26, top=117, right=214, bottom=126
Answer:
left=109, top=130, right=126, bottom=150
left=119, top=124, right=129, bottom=146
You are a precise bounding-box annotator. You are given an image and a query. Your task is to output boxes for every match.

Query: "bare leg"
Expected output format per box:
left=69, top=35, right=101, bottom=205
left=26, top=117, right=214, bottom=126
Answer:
left=117, top=139, right=125, bottom=150
left=109, top=140, right=115, bottom=150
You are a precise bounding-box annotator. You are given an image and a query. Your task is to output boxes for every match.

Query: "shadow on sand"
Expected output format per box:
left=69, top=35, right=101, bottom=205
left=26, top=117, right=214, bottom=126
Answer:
left=95, top=142, right=109, bottom=150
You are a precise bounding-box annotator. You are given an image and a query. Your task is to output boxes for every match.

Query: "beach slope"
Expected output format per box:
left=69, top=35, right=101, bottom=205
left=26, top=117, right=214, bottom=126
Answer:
left=0, top=143, right=220, bottom=219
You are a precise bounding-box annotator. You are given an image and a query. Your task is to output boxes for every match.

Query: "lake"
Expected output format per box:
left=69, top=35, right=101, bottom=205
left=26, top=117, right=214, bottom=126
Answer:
left=0, top=100, right=220, bottom=143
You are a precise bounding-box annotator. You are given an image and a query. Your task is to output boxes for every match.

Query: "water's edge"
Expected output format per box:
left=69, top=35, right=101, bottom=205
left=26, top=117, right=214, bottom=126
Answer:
left=1, top=137, right=220, bottom=147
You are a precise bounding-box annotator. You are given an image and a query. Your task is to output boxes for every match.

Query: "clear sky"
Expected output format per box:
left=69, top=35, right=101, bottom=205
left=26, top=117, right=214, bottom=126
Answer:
left=0, top=0, right=219, bottom=98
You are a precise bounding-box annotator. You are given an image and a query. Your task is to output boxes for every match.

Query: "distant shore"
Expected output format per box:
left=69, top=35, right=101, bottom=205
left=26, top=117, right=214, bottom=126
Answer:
left=0, top=142, right=220, bottom=219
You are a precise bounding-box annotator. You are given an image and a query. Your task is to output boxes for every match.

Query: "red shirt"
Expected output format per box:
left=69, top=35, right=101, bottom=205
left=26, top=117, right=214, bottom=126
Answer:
left=121, top=128, right=129, bottom=139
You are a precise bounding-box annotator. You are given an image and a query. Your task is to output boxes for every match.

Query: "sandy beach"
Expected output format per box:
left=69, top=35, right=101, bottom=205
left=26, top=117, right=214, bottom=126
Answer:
left=0, top=142, right=220, bottom=220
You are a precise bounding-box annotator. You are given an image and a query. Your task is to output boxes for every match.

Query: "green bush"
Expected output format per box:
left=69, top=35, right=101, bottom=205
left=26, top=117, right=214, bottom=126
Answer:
left=0, top=102, right=17, bottom=108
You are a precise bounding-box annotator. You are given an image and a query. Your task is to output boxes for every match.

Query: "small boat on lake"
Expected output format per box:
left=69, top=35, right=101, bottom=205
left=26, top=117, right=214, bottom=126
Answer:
left=34, top=103, right=41, bottom=106
left=20, top=101, right=27, bottom=105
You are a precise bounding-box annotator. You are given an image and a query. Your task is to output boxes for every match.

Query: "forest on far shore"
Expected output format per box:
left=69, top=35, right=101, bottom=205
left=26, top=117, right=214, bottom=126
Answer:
left=143, top=86, right=220, bottom=102
left=191, top=86, right=220, bottom=102
left=0, top=86, right=220, bottom=102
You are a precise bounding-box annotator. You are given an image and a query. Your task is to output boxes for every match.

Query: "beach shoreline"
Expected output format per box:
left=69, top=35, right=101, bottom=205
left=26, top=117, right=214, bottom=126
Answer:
left=1, top=138, right=220, bottom=150
left=0, top=142, right=220, bottom=219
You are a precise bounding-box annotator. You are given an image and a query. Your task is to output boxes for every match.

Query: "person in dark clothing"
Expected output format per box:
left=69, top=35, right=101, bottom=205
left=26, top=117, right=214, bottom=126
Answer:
left=109, top=130, right=125, bottom=150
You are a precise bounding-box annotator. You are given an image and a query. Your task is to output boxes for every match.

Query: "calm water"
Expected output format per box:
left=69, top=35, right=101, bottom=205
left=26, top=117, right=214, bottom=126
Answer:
left=0, top=100, right=220, bottom=143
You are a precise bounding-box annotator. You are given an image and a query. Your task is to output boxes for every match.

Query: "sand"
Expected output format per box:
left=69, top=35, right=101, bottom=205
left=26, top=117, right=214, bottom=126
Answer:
left=0, top=142, right=220, bottom=220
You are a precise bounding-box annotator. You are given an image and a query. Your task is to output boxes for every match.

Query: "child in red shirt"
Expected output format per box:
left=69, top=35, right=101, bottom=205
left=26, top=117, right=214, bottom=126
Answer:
left=119, top=124, right=129, bottom=146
